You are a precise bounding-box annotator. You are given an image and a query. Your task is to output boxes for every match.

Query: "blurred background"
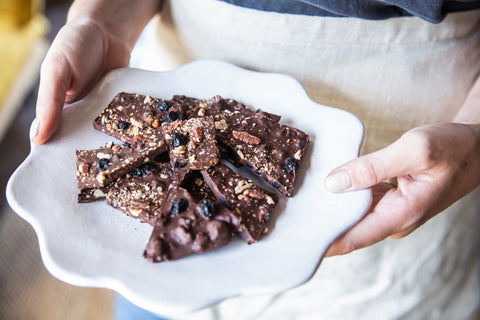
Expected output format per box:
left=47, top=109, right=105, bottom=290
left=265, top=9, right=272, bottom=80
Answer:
left=0, top=0, right=114, bottom=319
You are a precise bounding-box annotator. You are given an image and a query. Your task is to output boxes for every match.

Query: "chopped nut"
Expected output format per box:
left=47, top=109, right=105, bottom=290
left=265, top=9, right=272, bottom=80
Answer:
left=143, top=95, right=152, bottom=104
left=93, top=189, right=105, bottom=198
left=146, top=114, right=154, bottom=124
left=192, top=128, right=203, bottom=142
left=232, top=130, right=261, bottom=144
left=131, top=199, right=149, bottom=208
left=237, top=150, right=245, bottom=159
left=128, top=207, right=143, bottom=217
left=198, top=108, right=206, bottom=117
left=96, top=152, right=112, bottom=160
left=195, top=178, right=203, bottom=187
left=78, top=162, right=89, bottom=175
left=173, top=145, right=187, bottom=154
left=235, top=181, right=254, bottom=194
left=244, top=189, right=264, bottom=200
left=112, top=145, right=121, bottom=153
left=294, top=149, right=303, bottom=161
left=214, top=119, right=228, bottom=132
left=258, top=210, right=265, bottom=222
left=105, top=141, right=114, bottom=148
left=264, top=194, right=275, bottom=205
left=96, top=172, right=107, bottom=184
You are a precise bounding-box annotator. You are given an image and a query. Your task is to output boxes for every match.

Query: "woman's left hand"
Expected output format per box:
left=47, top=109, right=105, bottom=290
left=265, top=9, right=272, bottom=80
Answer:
left=324, top=122, right=480, bottom=257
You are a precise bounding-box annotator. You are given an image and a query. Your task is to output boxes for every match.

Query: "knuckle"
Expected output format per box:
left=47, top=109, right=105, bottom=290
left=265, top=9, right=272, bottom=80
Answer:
left=402, top=130, right=439, bottom=169
left=352, top=157, right=384, bottom=187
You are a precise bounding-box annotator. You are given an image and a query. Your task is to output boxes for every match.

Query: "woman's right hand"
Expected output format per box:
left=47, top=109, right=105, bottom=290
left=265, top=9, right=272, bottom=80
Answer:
left=31, top=17, right=131, bottom=144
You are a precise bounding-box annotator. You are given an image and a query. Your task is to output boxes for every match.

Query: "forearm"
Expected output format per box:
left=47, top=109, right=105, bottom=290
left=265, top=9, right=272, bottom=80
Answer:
left=455, top=74, right=480, bottom=124
left=67, top=0, right=161, bottom=51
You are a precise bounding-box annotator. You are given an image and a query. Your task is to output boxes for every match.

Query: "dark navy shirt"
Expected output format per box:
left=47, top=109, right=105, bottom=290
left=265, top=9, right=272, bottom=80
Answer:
left=219, top=0, right=480, bottom=23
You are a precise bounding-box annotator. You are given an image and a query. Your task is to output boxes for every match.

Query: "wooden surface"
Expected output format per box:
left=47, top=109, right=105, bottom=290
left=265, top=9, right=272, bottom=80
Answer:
left=0, top=205, right=114, bottom=320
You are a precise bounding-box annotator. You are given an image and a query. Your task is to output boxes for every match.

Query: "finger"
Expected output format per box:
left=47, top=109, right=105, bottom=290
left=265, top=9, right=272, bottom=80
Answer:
left=325, top=182, right=403, bottom=257
left=324, top=131, right=429, bottom=193
left=31, top=48, right=73, bottom=145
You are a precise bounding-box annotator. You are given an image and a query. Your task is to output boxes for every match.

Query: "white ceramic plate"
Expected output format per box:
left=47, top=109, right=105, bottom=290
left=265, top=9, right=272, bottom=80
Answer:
left=7, top=60, right=371, bottom=317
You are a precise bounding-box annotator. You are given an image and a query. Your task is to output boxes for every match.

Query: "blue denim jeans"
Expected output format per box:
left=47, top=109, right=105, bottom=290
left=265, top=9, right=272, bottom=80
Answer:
left=113, top=294, right=168, bottom=320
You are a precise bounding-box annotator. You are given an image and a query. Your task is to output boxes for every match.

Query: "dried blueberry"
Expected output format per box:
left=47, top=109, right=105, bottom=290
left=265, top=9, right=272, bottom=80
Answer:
left=122, top=142, right=131, bottom=147
left=140, top=162, right=156, bottom=175
left=272, top=181, right=281, bottom=189
left=170, top=198, right=189, bottom=215
left=285, top=157, right=299, bottom=174
left=174, top=161, right=187, bottom=168
left=164, top=111, right=180, bottom=123
left=118, top=121, right=130, bottom=130
left=171, top=132, right=187, bottom=148
left=199, top=199, right=216, bottom=218
left=156, top=100, right=171, bottom=112
left=129, top=167, right=143, bottom=177
left=96, top=158, right=110, bottom=172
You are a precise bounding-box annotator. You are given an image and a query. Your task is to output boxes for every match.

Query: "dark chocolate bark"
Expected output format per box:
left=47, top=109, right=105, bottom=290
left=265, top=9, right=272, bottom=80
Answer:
left=195, top=96, right=309, bottom=197
left=75, top=141, right=166, bottom=188
left=201, top=164, right=279, bottom=244
left=106, top=163, right=177, bottom=224
left=143, top=185, right=236, bottom=262
left=161, top=117, right=220, bottom=170
left=93, top=92, right=186, bottom=146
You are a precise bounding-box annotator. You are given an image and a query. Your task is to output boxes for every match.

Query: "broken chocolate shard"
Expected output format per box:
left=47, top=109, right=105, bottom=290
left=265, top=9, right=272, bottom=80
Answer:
left=75, top=141, right=166, bottom=189
left=194, top=96, right=309, bottom=197
left=201, top=163, right=279, bottom=244
left=143, top=186, right=236, bottom=262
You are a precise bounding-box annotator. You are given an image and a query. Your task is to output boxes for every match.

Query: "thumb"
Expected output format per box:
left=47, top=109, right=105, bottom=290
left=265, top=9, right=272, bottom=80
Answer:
left=31, top=49, right=72, bottom=144
left=324, top=133, right=423, bottom=193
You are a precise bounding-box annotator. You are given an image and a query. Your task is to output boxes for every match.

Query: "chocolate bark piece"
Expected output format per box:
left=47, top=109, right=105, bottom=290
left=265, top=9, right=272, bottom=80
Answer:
left=195, top=96, right=309, bottom=197
left=201, top=164, right=279, bottom=244
left=77, top=186, right=109, bottom=203
left=143, top=186, right=236, bottom=262
left=161, top=117, right=220, bottom=170
left=106, top=163, right=177, bottom=224
left=93, top=92, right=186, bottom=145
left=75, top=141, right=166, bottom=189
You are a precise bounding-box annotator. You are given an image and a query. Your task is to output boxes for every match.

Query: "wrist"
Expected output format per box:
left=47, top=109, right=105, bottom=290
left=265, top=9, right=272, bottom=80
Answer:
left=66, top=0, right=160, bottom=51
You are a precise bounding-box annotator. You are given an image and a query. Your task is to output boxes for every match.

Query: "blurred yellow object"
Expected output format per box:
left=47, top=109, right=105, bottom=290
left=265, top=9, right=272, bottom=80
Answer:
left=0, top=0, right=41, bottom=27
left=0, top=0, right=49, bottom=139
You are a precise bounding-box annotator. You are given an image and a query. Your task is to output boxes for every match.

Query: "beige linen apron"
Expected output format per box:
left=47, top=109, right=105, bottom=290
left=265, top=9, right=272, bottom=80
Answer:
left=134, top=1, right=480, bottom=319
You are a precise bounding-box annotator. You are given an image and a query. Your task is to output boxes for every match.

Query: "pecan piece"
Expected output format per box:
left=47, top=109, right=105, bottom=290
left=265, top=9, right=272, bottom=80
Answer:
left=78, top=162, right=90, bottom=175
left=192, top=128, right=203, bottom=142
left=232, top=130, right=261, bottom=145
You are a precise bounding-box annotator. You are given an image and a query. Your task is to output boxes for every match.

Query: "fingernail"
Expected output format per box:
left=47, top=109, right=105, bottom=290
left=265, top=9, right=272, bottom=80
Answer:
left=325, top=170, right=352, bottom=193
left=30, top=118, right=40, bottom=140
